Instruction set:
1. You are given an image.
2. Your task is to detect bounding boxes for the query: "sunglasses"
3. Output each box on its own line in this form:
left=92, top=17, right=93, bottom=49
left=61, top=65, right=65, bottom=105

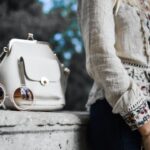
left=0, top=83, right=6, bottom=106
left=0, top=83, right=34, bottom=110
left=13, top=86, right=34, bottom=110
left=0, top=57, right=35, bottom=110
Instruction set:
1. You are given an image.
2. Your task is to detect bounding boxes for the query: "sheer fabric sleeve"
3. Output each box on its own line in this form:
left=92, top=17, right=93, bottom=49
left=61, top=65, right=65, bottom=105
left=77, top=0, right=150, bottom=130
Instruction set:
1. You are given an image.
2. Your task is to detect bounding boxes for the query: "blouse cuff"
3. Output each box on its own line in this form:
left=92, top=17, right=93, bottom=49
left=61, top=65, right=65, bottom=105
left=112, top=79, right=150, bottom=130
left=121, top=100, right=150, bottom=130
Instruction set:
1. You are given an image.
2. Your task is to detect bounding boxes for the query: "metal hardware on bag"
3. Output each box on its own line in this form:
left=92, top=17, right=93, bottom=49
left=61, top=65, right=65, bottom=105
left=61, top=63, right=64, bottom=67
left=0, top=47, right=9, bottom=63
left=3, top=47, right=9, bottom=53
left=27, top=33, right=34, bottom=40
left=40, top=77, right=49, bottom=86
left=60, top=63, right=70, bottom=75
left=64, top=67, right=70, bottom=75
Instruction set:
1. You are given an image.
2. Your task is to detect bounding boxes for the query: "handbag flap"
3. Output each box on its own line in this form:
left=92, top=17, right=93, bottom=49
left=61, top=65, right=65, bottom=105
left=22, top=56, right=61, bottom=82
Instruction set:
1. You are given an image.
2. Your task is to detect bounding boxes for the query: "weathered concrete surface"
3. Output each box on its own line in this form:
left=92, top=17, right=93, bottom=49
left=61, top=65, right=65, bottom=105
left=0, top=110, right=90, bottom=150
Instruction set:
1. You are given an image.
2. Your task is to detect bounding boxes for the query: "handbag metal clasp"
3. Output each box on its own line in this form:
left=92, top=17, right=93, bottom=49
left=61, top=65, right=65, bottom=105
left=27, top=33, right=34, bottom=40
left=41, top=77, right=49, bottom=86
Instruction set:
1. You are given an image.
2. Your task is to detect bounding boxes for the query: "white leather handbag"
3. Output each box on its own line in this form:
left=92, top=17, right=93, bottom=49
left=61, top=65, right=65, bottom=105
left=0, top=33, right=70, bottom=111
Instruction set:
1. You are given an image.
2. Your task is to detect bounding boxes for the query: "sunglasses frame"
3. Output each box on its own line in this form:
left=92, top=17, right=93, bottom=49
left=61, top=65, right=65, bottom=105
left=11, top=86, right=34, bottom=110
left=0, top=83, right=34, bottom=111
left=0, top=83, right=6, bottom=107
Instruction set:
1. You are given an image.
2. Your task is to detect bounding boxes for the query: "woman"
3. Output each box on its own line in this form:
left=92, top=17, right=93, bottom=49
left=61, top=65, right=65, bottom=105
left=77, top=0, right=150, bottom=149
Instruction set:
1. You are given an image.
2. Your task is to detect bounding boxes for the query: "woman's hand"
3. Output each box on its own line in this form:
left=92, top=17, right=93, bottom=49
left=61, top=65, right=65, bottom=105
left=138, top=120, right=150, bottom=150
left=138, top=120, right=150, bottom=137
left=142, top=134, right=150, bottom=150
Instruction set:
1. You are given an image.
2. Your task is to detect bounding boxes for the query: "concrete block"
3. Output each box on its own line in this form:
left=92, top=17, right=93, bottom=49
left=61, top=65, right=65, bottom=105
left=0, top=110, right=89, bottom=150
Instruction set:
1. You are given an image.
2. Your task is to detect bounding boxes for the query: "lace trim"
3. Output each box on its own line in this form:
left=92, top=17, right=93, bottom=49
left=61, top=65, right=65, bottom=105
left=123, top=63, right=150, bottom=98
left=120, top=58, right=150, bottom=68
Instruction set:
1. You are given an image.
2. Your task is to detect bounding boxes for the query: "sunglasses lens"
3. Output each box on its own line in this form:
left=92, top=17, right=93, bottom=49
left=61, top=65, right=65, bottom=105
left=13, top=87, right=33, bottom=108
left=0, top=87, right=4, bottom=104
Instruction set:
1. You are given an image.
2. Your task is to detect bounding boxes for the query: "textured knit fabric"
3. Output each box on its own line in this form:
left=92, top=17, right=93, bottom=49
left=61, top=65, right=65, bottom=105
left=77, top=0, right=150, bottom=130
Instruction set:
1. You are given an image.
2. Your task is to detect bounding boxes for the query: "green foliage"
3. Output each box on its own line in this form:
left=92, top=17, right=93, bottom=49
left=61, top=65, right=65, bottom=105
left=44, top=0, right=83, bottom=66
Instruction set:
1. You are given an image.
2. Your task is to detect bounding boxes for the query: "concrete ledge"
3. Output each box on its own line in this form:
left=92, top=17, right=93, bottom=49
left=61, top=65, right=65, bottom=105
left=0, top=110, right=89, bottom=150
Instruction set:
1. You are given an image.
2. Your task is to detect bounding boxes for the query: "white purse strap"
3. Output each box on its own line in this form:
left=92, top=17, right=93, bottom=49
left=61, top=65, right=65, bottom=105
left=18, top=57, right=26, bottom=86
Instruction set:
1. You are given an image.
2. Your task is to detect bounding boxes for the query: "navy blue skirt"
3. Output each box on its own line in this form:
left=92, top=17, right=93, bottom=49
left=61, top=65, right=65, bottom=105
left=87, top=99, right=142, bottom=150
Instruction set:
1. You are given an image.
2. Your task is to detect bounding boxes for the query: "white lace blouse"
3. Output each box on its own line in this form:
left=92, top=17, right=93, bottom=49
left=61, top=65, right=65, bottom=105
left=77, top=0, right=150, bottom=130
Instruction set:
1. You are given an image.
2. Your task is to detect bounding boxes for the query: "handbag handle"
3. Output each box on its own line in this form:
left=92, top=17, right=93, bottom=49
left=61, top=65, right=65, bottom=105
left=0, top=33, right=34, bottom=63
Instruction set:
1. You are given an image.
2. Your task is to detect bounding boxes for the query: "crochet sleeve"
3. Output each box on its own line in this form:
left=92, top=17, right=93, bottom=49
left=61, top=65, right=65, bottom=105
left=77, top=0, right=150, bottom=130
